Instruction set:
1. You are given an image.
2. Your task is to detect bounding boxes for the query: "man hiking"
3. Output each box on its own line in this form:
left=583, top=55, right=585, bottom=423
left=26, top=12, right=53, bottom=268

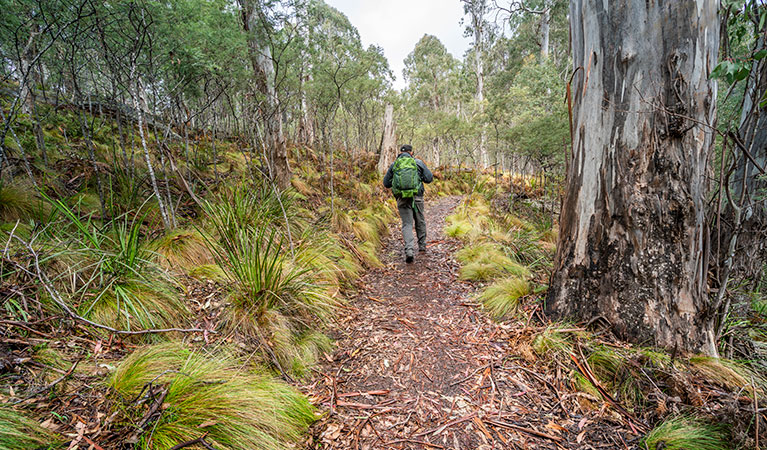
left=383, top=144, right=434, bottom=263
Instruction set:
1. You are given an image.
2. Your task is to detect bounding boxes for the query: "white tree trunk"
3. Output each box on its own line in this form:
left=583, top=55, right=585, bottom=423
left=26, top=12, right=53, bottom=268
left=468, top=0, right=488, bottom=168
left=133, top=78, right=171, bottom=230
left=548, top=0, right=719, bottom=355
left=377, top=103, right=397, bottom=174
left=540, top=5, right=550, bottom=60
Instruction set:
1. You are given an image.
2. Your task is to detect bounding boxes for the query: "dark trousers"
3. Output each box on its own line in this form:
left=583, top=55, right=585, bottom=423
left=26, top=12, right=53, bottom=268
left=396, top=196, right=426, bottom=256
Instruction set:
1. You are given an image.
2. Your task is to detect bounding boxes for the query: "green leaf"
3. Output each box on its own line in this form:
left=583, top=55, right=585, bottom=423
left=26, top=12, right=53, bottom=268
left=754, top=49, right=767, bottom=61
left=735, top=65, right=750, bottom=81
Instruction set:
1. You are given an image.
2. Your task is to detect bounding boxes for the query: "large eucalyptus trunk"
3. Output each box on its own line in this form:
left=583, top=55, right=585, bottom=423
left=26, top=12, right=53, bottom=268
left=547, top=1, right=719, bottom=355
left=377, top=103, right=396, bottom=175
left=242, top=0, right=291, bottom=189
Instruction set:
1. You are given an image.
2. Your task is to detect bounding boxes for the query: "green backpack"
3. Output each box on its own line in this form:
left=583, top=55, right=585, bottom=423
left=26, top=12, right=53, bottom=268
left=392, top=155, right=421, bottom=199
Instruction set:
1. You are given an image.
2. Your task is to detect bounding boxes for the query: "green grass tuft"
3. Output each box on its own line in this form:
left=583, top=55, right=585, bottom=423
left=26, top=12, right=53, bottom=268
left=0, top=182, right=47, bottom=222
left=188, top=263, right=227, bottom=282
left=642, top=416, right=728, bottom=450
left=479, top=277, right=530, bottom=319
left=151, top=229, right=213, bottom=273
left=0, top=407, right=62, bottom=449
left=532, top=325, right=576, bottom=356
left=445, top=220, right=473, bottom=238
left=84, top=279, right=189, bottom=332
left=455, top=242, right=531, bottom=282
left=352, top=220, right=380, bottom=247
left=109, top=342, right=316, bottom=450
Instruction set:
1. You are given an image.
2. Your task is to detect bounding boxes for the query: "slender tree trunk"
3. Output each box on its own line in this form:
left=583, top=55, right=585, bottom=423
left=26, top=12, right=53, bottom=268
left=712, top=14, right=767, bottom=341
left=465, top=0, right=488, bottom=168
left=299, top=73, right=315, bottom=146
left=730, top=20, right=767, bottom=280
left=133, top=78, right=171, bottom=230
left=547, top=0, right=719, bottom=355
left=242, top=1, right=291, bottom=189
left=540, top=3, right=550, bottom=60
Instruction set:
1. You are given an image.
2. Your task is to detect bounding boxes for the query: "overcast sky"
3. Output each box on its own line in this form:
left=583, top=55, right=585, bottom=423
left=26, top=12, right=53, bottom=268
left=324, top=0, right=472, bottom=91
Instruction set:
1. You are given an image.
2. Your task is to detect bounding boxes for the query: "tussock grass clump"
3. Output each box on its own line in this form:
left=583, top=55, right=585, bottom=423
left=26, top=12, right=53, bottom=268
left=204, top=197, right=337, bottom=376
left=295, top=229, right=362, bottom=294
left=291, top=176, right=317, bottom=197
left=455, top=242, right=498, bottom=264
left=151, top=229, right=213, bottom=272
left=288, top=330, right=333, bottom=376
left=208, top=183, right=304, bottom=235
left=188, top=263, right=227, bottom=282
left=332, top=210, right=354, bottom=234
left=85, top=280, right=187, bottom=331
left=457, top=243, right=531, bottom=282
left=532, top=325, right=577, bottom=357
left=689, top=356, right=765, bottom=394
left=0, top=182, right=47, bottom=222
left=479, top=277, right=530, bottom=319
left=43, top=199, right=190, bottom=332
left=584, top=345, right=644, bottom=408
left=352, top=220, right=380, bottom=247
left=209, top=225, right=335, bottom=338
left=445, top=220, right=473, bottom=238
left=0, top=407, right=61, bottom=449
left=641, top=416, right=728, bottom=450
left=444, top=195, right=492, bottom=240
left=459, top=262, right=504, bottom=281
left=355, top=241, right=383, bottom=268
left=109, top=342, right=315, bottom=450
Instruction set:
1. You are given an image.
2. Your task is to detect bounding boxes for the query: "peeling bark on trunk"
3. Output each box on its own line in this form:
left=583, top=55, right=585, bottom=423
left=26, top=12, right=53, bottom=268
left=547, top=1, right=719, bottom=355
left=377, top=103, right=396, bottom=175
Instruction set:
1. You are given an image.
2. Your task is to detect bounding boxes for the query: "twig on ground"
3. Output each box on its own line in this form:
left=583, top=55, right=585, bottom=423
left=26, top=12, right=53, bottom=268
left=11, top=359, right=79, bottom=404
left=385, top=438, right=445, bottom=448
left=483, top=418, right=562, bottom=442
left=168, top=432, right=220, bottom=450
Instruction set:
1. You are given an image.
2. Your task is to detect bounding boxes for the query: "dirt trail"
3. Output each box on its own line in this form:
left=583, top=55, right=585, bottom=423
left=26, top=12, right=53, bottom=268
left=305, top=196, right=631, bottom=450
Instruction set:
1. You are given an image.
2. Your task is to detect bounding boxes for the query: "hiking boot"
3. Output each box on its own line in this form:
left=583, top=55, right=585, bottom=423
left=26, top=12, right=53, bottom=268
left=405, top=254, right=414, bottom=263
left=418, top=246, right=427, bottom=253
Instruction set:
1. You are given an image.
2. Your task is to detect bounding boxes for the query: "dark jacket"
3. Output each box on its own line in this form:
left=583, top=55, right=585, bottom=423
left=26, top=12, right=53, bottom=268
left=383, top=152, right=433, bottom=197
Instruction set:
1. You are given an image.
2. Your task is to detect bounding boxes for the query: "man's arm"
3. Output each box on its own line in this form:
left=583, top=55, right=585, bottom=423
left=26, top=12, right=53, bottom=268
left=383, top=163, right=394, bottom=188
left=417, top=160, right=433, bottom=184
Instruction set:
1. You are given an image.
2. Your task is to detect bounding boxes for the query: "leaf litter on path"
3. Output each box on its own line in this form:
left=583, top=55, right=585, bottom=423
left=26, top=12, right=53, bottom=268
left=303, top=196, right=635, bottom=450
